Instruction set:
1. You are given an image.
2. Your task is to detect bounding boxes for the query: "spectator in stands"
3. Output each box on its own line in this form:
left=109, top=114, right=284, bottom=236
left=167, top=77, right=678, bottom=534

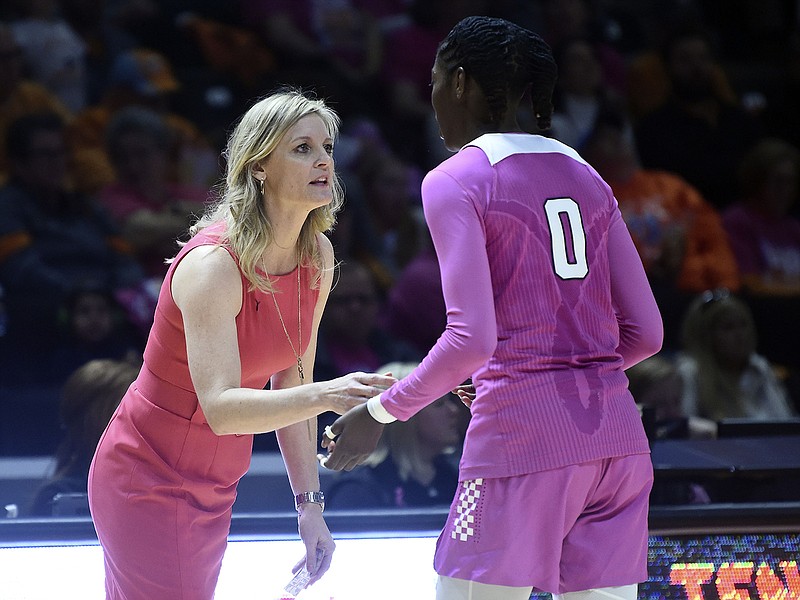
left=0, top=112, right=144, bottom=361
left=177, top=12, right=277, bottom=91
left=315, top=259, right=419, bottom=382
left=242, top=0, right=384, bottom=120
left=67, top=47, right=218, bottom=194
left=675, top=289, right=796, bottom=425
left=722, top=138, right=800, bottom=372
left=538, top=0, right=627, bottom=94
left=28, top=358, right=139, bottom=516
left=48, top=281, right=143, bottom=386
left=355, top=152, right=425, bottom=288
left=625, top=354, right=713, bottom=505
left=626, top=354, right=715, bottom=441
left=315, top=259, right=419, bottom=441
left=58, top=0, right=139, bottom=105
left=581, top=107, right=739, bottom=350
left=326, top=124, right=426, bottom=290
left=7, top=0, right=89, bottom=112
left=625, top=5, right=738, bottom=122
left=634, top=24, right=762, bottom=210
left=0, top=23, right=72, bottom=184
left=379, top=0, right=445, bottom=137
left=723, top=138, right=800, bottom=297
left=326, top=361, right=462, bottom=509
left=385, top=243, right=445, bottom=356
left=327, top=117, right=398, bottom=282
left=99, top=106, right=210, bottom=279
left=549, top=36, right=628, bottom=149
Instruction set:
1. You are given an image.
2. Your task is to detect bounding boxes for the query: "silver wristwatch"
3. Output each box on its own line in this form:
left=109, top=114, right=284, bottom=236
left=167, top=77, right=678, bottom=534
left=294, top=491, right=325, bottom=512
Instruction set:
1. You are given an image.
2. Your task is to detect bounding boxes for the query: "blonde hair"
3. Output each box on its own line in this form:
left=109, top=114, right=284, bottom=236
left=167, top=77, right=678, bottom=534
left=680, top=290, right=757, bottom=420
left=191, top=89, right=344, bottom=291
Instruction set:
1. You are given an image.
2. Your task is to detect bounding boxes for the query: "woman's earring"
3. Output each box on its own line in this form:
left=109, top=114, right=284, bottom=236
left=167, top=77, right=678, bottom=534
left=258, top=178, right=264, bottom=195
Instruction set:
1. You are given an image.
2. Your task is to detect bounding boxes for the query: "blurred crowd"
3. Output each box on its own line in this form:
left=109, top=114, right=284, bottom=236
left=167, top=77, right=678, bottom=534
left=1, top=0, right=800, bottom=507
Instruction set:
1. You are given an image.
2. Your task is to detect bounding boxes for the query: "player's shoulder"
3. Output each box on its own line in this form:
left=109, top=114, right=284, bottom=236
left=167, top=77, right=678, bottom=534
left=422, top=148, right=493, bottom=204
left=466, top=133, right=590, bottom=167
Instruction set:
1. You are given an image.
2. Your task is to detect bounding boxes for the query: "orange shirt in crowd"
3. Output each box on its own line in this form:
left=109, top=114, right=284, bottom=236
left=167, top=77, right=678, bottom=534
left=610, top=169, right=740, bottom=293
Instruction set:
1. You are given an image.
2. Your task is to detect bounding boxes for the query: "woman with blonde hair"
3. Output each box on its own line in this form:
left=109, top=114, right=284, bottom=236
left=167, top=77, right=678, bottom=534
left=676, top=289, right=795, bottom=425
left=88, top=89, right=395, bottom=599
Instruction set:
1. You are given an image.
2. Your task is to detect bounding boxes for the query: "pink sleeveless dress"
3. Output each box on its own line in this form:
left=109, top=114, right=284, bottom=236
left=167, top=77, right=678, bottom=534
left=88, top=223, right=319, bottom=599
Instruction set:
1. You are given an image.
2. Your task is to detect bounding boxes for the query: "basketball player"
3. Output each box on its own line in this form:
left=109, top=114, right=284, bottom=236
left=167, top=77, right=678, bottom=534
left=322, top=16, right=663, bottom=600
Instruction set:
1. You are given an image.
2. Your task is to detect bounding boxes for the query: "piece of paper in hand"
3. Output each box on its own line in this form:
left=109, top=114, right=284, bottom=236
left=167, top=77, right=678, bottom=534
left=284, top=566, right=311, bottom=597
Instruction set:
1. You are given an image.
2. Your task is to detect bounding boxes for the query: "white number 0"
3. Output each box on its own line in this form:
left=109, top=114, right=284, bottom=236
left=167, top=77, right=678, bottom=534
left=544, top=197, right=588, bottom=279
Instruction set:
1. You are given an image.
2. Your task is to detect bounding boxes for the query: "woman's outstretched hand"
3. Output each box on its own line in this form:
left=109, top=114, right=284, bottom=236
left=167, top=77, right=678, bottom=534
left=320, top=372, right=396, bottom=415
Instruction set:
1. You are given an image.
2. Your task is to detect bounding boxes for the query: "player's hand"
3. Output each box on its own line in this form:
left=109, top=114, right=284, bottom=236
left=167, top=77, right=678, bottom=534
left=452, top=383, right=476, bottom=408
left=318, top=403, right=384, bottom=471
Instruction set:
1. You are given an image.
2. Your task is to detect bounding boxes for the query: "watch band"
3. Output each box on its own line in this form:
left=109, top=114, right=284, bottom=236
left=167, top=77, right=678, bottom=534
left=294, top=491, right=325, bottom=512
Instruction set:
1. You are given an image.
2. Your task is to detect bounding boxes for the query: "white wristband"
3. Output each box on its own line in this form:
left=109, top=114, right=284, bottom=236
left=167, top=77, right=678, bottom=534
left=366, top=394, right=397, bottom=424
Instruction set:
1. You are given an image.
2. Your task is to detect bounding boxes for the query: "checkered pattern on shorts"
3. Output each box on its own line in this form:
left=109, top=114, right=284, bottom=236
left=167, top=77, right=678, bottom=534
left=451, top=478, right=483, bottom=542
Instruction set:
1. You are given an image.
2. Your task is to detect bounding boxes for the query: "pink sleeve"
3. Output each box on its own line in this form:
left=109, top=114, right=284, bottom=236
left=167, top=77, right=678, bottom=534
left=379, top=168, right=497, bottom=421
left=608, top=207, right=664, bottom=368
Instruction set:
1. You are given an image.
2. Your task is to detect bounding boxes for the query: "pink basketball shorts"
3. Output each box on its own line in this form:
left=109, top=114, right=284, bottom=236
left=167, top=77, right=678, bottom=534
left=433, top=453, right=653, bottom=594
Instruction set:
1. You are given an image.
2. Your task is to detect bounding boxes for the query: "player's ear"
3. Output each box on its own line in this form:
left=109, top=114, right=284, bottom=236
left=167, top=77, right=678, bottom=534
left=454, top=67, right=466, bottom=100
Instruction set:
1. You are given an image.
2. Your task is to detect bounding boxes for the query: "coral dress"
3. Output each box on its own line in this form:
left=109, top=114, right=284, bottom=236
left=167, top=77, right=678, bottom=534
left=88, top=223, right=318, bottom=599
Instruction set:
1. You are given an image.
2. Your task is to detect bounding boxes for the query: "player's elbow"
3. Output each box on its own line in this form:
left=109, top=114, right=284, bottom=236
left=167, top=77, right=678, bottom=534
left=631, top=325, right=664, bottom=366
left=460, top=332, right=497, bottom=372
left=640, top=335, right=663, bottom=364
left=646, top=316, right=665, bottom=356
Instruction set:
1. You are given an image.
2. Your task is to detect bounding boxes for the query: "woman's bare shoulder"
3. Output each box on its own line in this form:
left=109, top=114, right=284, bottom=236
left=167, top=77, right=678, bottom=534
left=172, top=245, right=242, bottom=311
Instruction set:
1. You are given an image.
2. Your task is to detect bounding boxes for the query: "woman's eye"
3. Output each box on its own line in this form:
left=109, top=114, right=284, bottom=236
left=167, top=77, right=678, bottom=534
left=297, top=143, right=310, bottom=152
left=324, top=144, right=334, bottom=154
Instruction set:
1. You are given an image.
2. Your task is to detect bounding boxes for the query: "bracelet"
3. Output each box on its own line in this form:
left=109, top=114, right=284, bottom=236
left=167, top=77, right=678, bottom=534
left=294, top=491, right=325, bottom=512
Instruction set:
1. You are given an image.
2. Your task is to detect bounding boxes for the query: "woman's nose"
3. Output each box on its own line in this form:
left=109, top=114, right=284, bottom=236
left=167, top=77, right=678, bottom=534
left=315, top=149, right=331, bottom=167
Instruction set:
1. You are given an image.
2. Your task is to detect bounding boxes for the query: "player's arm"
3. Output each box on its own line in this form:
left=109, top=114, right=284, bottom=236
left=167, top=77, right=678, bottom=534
left=608, top=208, right=664, bottom=368
left=373, top=167, right=497, bottom=422
left=320, top=167, right=496, bottom=471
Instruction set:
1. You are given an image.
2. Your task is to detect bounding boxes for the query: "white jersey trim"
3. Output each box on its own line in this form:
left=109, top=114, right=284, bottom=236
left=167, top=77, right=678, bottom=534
left=465, top=133, right=589, bottom=167
left=367, top=394, right=397, bottom=423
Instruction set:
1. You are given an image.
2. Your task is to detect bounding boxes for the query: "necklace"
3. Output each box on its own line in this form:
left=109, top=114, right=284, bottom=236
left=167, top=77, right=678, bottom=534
left=269, top=260, right=304, bottom=383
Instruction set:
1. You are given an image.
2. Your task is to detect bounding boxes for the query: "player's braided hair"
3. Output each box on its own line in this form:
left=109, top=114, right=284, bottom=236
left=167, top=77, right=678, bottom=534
left=436, top=16, right=558, bottom=131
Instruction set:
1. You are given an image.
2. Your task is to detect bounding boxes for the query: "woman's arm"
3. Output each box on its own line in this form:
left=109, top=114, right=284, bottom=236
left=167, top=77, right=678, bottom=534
left=273, top=233, right=336, bottom=584
left=172, top=236, right=393, bottom=436
left=274, top=232, right=334, bottom=495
